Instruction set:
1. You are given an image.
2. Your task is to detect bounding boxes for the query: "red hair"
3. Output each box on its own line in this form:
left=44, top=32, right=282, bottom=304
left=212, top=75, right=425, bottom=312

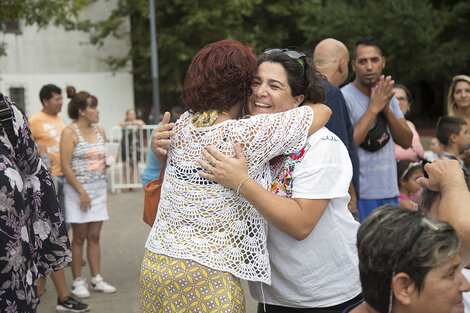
left=182, top=39, right=257, bottom=113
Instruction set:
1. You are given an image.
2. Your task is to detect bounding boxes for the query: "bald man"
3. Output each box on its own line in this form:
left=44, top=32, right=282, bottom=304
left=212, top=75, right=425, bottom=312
left=314, top=38, right=360, bottom=215
left=314, top=38, right=350, bottom=87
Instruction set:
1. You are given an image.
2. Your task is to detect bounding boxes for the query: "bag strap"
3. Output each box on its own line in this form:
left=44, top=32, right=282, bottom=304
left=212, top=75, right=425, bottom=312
left=0, top=93, right=16, bottom=145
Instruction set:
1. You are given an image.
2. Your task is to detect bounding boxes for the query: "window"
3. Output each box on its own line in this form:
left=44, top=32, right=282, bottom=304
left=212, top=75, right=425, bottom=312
left=4, top=20, right=21, bottom=34
left=9, top=87, right=25, bottom=112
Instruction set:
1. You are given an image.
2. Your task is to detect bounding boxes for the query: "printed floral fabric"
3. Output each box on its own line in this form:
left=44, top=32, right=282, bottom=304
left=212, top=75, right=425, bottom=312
left=0, top=96, right=71, bottom=313
left=270, top=143, right=311, bottom=197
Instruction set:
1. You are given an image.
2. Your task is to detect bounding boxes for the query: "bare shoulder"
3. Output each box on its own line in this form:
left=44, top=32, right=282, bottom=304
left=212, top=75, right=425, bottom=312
left=97, top=126, right=107, bottom=140
left=62, top=124, right=76, bottom=135
left=62, top=125, right=78, bottom=140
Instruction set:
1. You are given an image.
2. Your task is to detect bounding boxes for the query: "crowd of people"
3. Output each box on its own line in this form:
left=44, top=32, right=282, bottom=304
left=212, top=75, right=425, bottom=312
left=148, top=38, right=470, bottom=313
left=1, top=84, right=118, bottom=312
left=0, top=36, right=469, bottom=313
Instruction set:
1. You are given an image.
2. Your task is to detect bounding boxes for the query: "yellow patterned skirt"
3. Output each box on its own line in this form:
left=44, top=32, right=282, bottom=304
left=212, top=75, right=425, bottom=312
left=139, top=249, right=245, bottom=313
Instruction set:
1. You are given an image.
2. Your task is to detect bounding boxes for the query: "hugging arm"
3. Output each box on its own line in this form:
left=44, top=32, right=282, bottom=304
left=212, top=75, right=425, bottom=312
left=198, top=145, right=329, bottom=241
left=305, top=102, right=331, bottom=135
left=152, top=104, right=331, bottom=167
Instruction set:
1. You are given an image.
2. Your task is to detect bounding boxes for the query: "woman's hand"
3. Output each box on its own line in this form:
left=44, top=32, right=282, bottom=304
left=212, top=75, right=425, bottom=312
left=150, top=112, right=176, bottom=164
left=79, top=190, right=91, bottom=211
left=198, top=144, right=249, bottom=191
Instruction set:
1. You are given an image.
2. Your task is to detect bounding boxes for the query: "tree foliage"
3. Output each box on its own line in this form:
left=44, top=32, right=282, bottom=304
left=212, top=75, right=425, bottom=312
left=0, top=0, right=95, bottom=56
left=5, top=0, right=469, bottom=121
left=82, top=0, right=469, bottom=120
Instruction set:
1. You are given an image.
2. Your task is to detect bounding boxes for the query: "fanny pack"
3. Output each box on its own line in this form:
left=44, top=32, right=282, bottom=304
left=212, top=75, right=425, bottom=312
left=360, top=113, right=390, bottom=152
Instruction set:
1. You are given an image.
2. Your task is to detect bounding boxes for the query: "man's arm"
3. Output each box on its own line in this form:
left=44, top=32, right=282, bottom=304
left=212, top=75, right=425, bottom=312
left=382, top=106, right=412, bottom=149
left=352, top=75, right=395, bottom=146
left=418, top=160, right=470, bottom=265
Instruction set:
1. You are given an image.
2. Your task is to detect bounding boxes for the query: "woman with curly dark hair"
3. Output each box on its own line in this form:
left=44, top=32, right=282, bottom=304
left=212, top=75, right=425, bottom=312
left=139, top=40, right=331, bottom=313
left=193, top=49, right=362, bottom=313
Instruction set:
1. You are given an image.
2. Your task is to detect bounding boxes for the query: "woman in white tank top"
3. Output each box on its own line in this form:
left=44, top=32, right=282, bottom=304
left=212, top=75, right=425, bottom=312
left=60, top=86, right=116, bottom=300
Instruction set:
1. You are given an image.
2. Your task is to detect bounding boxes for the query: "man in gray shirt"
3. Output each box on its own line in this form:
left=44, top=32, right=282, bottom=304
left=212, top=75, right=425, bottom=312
left=341, top=37, right=412, bottom=222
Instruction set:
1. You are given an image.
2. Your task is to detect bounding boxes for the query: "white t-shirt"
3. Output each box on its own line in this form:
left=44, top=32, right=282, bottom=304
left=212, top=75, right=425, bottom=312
left=249, top=127, right=361, bottom=307
left=145, top=107, right=314, bottom=284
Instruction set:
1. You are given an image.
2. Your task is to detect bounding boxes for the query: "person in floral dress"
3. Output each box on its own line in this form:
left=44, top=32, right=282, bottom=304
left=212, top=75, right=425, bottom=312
left=0, top=93, right=71, bottom=312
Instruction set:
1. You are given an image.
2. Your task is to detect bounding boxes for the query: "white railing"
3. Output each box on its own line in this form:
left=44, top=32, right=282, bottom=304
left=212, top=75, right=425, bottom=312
left=108, top=125, right=157, bottom=193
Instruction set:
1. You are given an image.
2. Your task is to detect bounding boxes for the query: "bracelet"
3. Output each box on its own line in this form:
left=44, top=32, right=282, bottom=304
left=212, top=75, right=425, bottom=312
left=237, top=176, right=251, bottom=195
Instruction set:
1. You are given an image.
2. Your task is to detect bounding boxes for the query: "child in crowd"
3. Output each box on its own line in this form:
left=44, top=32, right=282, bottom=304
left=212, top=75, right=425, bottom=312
left=397, top=160, right=423, bottom=210
left=436, top=116, right=470, bottom=169
left=428, top=137, right=444, bottom=162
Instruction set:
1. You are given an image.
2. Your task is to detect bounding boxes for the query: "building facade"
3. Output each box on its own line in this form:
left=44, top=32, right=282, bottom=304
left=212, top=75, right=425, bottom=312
left=0, top=0, right=134, bottom=133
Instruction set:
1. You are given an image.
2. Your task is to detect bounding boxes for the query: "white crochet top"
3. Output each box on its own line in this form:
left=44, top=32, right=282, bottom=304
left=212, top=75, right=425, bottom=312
left=145, top=106, right=314, bottom=284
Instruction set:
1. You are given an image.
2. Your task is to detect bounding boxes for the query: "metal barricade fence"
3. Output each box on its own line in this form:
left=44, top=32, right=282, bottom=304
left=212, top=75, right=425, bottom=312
left=108, top=125, right=157, bottom=193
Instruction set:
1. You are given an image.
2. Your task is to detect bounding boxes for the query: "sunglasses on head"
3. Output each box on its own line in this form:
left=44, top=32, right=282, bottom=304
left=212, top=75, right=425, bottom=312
left=263, top=48, right=306, bottom=68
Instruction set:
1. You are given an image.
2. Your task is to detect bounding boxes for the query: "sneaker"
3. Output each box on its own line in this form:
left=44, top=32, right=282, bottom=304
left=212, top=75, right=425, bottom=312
left=91, top=274, right=117, bottom=294
left=71, top=277, right=90, bottom=299
left=56, top=296, right=90, bottom=312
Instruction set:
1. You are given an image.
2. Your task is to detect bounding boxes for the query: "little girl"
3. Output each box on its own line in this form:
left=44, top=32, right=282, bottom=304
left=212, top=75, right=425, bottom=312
left=397, top=160, right=424, bottom=211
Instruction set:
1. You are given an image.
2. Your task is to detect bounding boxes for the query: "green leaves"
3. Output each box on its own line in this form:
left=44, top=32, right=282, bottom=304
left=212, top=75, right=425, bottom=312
left=3, top=0, right=469, bottom=119
left=0, top=0, right=96, bottom=56
left=0, top=0, right=95, bottom=29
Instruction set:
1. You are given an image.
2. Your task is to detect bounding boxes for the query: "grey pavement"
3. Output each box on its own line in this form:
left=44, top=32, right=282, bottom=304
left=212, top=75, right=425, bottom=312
left=37, top=189, right=258, bottom=313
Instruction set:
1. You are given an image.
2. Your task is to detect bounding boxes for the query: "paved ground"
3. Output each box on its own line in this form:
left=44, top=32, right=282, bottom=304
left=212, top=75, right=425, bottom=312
left=37, top=189, right=258, bottom=313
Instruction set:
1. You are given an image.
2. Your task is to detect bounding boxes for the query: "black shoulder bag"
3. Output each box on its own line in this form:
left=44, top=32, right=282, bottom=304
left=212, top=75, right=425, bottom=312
left=360, top=113, right=390, bottom=152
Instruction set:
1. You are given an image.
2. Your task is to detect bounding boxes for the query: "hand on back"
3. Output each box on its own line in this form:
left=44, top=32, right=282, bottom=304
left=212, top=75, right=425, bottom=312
left=151, top=112, right=175, bottom=164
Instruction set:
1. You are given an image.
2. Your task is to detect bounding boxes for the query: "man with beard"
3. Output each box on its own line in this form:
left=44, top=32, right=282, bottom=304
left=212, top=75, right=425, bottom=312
left=341, top=37, right=412, bottom=222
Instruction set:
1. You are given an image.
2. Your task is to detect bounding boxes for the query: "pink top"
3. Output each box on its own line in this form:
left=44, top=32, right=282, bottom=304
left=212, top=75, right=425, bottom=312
left=395, top=120, right=424, bottom=161
left=398, top=194, right=418, bottom=211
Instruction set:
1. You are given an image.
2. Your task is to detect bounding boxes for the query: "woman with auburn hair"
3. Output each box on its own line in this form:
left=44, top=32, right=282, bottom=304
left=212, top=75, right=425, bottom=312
left=60, top=87, right=116, bottom=300
left=446, top=75, right=470, bottom=170
left=139, top=39, right=331, bottom=313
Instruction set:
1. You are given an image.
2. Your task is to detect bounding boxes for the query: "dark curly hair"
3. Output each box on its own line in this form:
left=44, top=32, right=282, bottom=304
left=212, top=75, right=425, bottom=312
left=182, top=39, right=257, bottom=113
left=257, top=50, right=326, bottom=103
